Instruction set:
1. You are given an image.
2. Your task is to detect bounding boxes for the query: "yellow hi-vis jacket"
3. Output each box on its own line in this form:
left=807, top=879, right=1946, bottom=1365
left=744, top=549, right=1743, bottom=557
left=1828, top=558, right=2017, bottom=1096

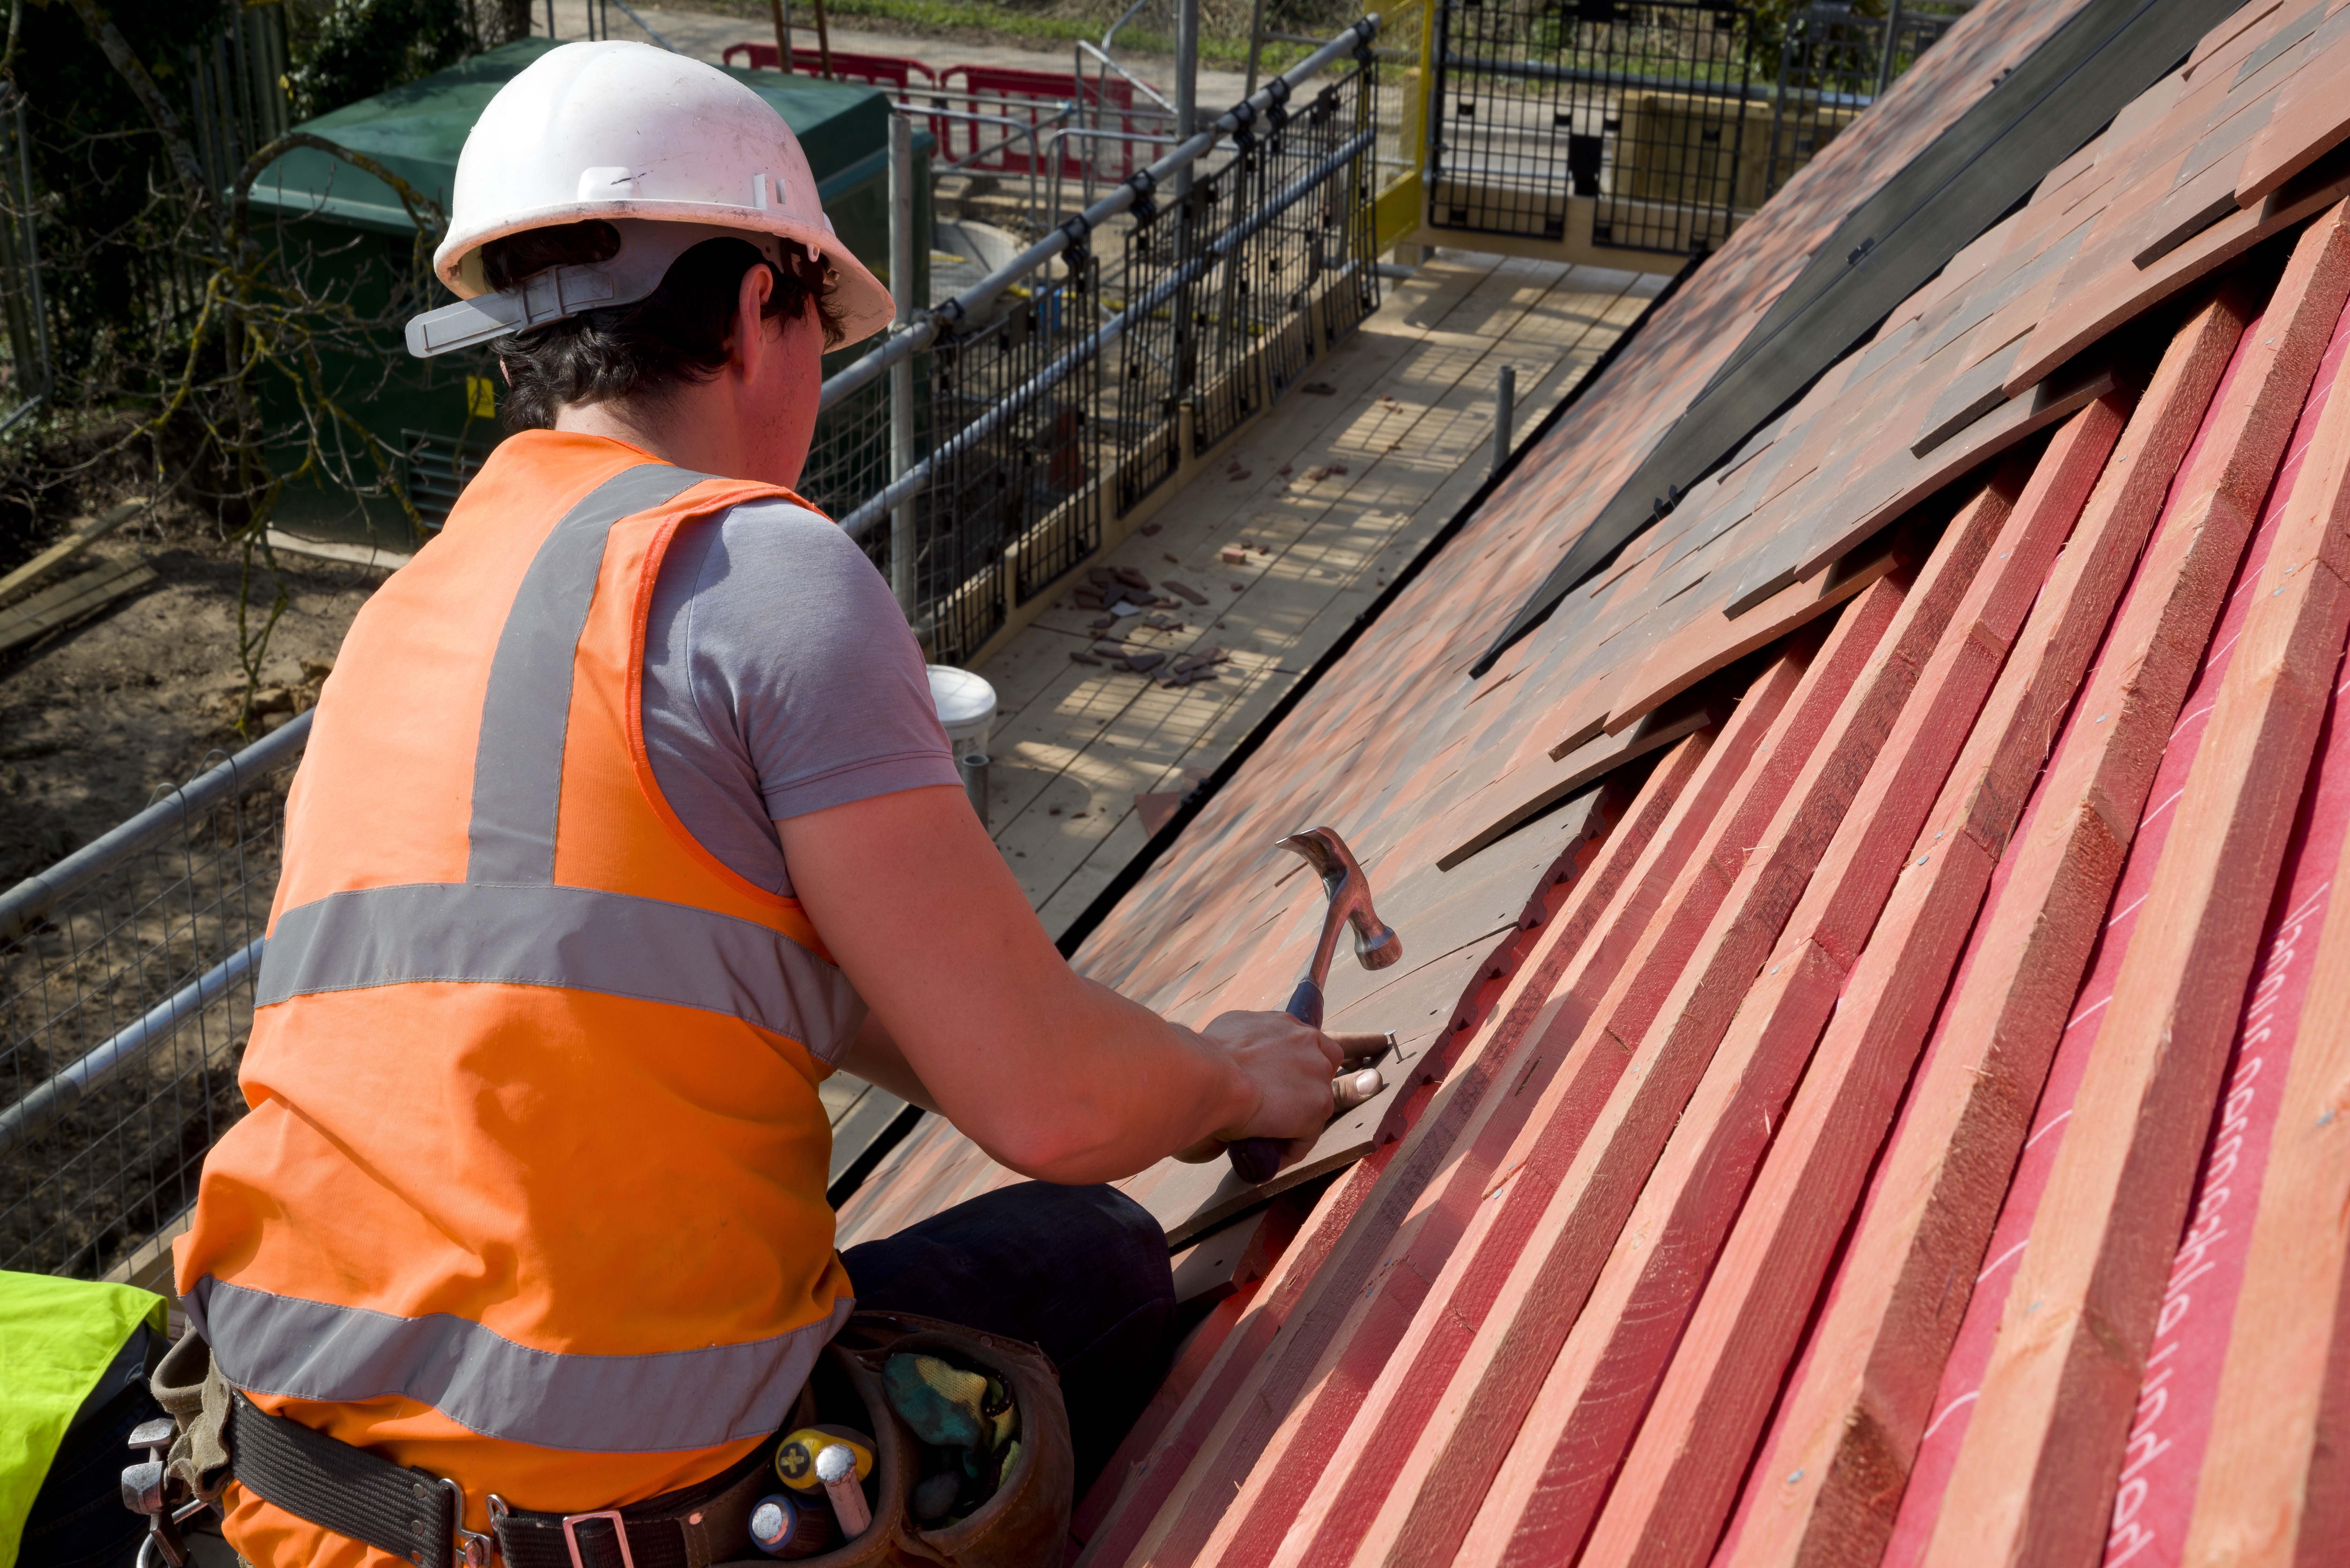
left=174, top=432, right=864, bottom=1566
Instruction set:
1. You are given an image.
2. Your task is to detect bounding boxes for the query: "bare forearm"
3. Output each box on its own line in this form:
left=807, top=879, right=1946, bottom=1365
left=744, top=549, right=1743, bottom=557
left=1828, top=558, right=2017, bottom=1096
left=835, top=967, right=1246, bottom=1179
left=972, top=977, right=1256, bottom=1183
left=779, top=788, right=1333, bottom=1184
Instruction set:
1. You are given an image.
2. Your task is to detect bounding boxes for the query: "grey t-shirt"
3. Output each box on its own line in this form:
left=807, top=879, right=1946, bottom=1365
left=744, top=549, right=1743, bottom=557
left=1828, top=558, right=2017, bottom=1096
left=641, top=498, right=961, bottom=900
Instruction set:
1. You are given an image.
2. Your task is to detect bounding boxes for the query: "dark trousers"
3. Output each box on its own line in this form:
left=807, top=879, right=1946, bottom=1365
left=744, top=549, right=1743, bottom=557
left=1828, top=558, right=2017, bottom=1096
left=841, top=1181, right=1177, bottom=1496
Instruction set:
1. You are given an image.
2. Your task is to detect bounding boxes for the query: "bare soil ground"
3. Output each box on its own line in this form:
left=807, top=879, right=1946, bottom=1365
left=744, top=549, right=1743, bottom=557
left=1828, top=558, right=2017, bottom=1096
left=0, top=497, right=375, bottom=890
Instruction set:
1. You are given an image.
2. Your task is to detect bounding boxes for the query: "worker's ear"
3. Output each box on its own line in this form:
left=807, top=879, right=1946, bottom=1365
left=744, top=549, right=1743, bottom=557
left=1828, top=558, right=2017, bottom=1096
left=732, top=261, right=777, bottom=373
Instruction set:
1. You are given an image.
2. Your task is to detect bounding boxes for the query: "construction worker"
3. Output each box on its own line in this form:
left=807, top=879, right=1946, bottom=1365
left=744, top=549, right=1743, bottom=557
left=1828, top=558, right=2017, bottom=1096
left=163, top=41, right=1345, bottom=1568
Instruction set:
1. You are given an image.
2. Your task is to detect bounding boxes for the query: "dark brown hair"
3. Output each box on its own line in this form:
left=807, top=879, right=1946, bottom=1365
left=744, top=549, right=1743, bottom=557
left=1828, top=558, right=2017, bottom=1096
left=484, top=219, right=845, bottom=431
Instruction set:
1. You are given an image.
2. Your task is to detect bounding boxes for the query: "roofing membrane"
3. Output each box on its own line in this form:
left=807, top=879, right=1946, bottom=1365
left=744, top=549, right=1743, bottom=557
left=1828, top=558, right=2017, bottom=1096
left=830, top=1, right=2350, bottom=1561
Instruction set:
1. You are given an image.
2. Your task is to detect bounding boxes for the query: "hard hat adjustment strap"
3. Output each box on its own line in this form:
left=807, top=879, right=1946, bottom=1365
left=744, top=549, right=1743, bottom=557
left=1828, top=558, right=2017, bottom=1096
left=405, top=262, right=633, bottom=357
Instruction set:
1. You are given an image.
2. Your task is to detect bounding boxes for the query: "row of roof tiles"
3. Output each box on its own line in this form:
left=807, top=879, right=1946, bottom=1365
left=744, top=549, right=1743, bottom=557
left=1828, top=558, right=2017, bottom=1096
left=840, top=1, right=2350, bottom=1562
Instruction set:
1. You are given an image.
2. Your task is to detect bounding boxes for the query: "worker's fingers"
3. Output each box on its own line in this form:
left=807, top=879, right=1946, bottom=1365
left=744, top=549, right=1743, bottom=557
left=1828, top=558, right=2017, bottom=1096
left=1331, top=1067, right=1384, bottom=1113
left=1173, top=1135, right=1228, bottom=1163
left=1329, top=1031, right=1395, bottom=1063
left=1196, top=1009, right=1353, bottom=1146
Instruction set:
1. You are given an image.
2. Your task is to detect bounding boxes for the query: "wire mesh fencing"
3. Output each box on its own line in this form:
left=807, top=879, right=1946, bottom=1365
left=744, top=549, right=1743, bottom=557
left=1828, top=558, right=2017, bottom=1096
left=1430, top=0, right=1758, bottom=253
left=1763, top=1, right=1973, bottom=194
left=1192, top=65, right=1374, bottom=450
left=926, top=263, right=1102, bottom=662
left=1, top=719, right=307, bottom=1282
left=856, top=39, right=1382, bottom=660
left=1426, top=0, right=1970, bottom=256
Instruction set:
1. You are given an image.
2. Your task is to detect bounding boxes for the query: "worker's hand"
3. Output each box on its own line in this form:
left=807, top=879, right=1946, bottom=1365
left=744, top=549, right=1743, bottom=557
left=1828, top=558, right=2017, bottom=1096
left=1174, top=1010, right=1345, bottom=1166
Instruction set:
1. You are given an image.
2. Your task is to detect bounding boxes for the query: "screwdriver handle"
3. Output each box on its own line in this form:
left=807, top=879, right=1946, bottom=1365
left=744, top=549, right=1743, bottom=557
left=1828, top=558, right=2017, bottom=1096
left=1228, top=980, right=1325, bottom=1185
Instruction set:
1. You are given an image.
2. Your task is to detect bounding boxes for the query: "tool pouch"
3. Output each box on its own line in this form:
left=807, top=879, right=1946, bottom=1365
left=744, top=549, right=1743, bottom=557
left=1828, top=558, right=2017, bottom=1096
left=722, top=1310, right=1073, bottom=1568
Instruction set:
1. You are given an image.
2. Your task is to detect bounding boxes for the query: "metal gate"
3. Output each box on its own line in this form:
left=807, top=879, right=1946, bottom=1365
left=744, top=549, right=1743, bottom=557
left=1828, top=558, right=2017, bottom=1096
left=1429, top=0, right=1756, bottom=256
left=1424, top=0, right=1973, bottom=260
left=1766, top=2, right=1972, bottom=195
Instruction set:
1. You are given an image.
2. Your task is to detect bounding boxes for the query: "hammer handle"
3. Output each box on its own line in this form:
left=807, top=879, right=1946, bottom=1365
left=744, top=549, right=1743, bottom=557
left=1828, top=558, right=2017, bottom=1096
left=1227, top=981, right=1326, bottom=1184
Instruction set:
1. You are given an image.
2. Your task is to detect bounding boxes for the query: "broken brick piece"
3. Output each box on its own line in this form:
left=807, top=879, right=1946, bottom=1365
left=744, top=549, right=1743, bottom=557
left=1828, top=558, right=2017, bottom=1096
left=1219, top=546, right=1251, bottom=565
left=1139, top=523, right=1162, bottom=535
left=1124, top=652, right=1166, bottom=673
left=1164, top=580, right=1209, bottom=604
left=1113, top=565, right=1152, bottom=592
left=1302, top=381, right=1336, bottom=395
left=1070, top=651, right=1103, bottom=665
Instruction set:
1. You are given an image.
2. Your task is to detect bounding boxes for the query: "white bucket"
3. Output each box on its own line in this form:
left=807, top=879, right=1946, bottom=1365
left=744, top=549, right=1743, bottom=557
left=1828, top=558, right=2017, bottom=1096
left=928, top=665, right=998, bottom=756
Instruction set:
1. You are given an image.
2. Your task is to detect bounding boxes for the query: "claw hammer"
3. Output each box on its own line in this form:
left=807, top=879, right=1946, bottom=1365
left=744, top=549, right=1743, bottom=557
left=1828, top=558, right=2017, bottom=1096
left=1227, top=826, right=1404, bottom=1184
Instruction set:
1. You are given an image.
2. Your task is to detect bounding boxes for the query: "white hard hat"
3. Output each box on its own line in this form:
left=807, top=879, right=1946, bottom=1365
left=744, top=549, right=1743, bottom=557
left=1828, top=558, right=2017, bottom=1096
left=406, top=41, right=893, bottom=357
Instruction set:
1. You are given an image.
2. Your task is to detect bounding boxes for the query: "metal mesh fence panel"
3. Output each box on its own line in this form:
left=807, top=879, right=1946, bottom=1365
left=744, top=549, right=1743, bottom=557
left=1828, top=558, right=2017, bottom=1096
left=1322, top=71, right=1385, bottom=347
left=1, top=731, right=301, bottom=1280
left=924, top=253, right=1101, bottom=660
left=1765, top=2, right=1971, bottom=197
left=1188, top=162, right=1261, bottom=455
left=1429, top=0, right=1757, bottom=254
left=801, top=357, right=899, bottom=576
left=1197, top=59, right=1379, bottom=452
left=1109, top=193, right=1189, bottom=516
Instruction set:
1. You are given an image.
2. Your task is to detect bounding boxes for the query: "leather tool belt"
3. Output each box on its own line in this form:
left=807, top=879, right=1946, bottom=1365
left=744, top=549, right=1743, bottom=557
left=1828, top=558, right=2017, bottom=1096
left=129, top=1312, right=1073, bottom=1568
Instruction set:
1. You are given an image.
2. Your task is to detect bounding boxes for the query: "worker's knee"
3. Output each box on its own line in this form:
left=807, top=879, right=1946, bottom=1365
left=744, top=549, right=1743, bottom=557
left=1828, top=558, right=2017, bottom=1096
left=1014, top=1181, right=1167, bottom=1292
left=841, top=1180, right=1171, bottom=1343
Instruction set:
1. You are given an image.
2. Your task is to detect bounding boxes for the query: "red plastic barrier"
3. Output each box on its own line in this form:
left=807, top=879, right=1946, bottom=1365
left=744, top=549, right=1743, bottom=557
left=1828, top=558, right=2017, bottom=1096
left=935, top=63, right=1143, bottom=179
left=722, top=41, right=937, bottom=99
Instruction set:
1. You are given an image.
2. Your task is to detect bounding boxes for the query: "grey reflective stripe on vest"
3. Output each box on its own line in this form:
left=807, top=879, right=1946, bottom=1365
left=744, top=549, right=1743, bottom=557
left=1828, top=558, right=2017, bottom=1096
left=469, top=464, right=711, bottom=885
left=257, top=881, right=865, bottom=1059
left=254, top=458, right=866, bottom=1058
left=186, top=1277, right=855, bottom=1454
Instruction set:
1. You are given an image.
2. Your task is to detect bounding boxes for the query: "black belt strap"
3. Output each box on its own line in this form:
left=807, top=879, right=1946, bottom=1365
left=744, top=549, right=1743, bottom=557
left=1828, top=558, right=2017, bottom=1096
left=229, top=1393, right=457, bottom=1568
left=225, top=1390, right=768, bottom=1568
left=488, top=1455, right=769, bottom=1568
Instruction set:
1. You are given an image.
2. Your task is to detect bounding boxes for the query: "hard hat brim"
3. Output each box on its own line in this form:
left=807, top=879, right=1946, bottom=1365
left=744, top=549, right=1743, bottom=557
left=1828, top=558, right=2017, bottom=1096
left=437, top=201, right=895, bottom=348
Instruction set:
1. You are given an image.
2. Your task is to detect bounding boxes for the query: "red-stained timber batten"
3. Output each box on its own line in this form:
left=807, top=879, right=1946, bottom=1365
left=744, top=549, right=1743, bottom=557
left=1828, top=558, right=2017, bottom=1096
left=1530, top=395, right=2132, bottom=1568
left=1077, top=715, right=1730, bottom=1567
left=1923, top=238, right=2350, bottom=1568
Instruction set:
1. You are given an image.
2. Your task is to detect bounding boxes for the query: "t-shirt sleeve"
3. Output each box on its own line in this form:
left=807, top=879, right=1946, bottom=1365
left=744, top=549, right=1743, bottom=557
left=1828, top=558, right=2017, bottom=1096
left=680, top=498, right=963, bottom=821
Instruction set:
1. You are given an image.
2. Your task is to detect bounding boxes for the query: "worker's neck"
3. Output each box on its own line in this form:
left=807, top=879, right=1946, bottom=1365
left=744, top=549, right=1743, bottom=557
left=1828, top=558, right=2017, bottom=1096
left=553, top=385, right=804, bottom=490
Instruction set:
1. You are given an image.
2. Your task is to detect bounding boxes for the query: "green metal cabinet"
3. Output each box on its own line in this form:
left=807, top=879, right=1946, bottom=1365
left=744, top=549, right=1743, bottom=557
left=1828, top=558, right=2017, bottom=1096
left=247, top=40, right=923, bottom=547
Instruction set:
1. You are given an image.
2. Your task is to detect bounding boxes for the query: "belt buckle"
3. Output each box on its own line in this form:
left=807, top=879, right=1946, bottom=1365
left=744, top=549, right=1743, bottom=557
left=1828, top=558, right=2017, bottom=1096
left=560, top=1509, right=636, bottom=1568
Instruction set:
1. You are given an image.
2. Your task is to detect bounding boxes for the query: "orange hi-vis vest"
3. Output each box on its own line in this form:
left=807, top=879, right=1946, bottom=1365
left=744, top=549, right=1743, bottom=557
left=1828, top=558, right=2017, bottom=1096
left=174, top=432, right=865, bottom=1563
